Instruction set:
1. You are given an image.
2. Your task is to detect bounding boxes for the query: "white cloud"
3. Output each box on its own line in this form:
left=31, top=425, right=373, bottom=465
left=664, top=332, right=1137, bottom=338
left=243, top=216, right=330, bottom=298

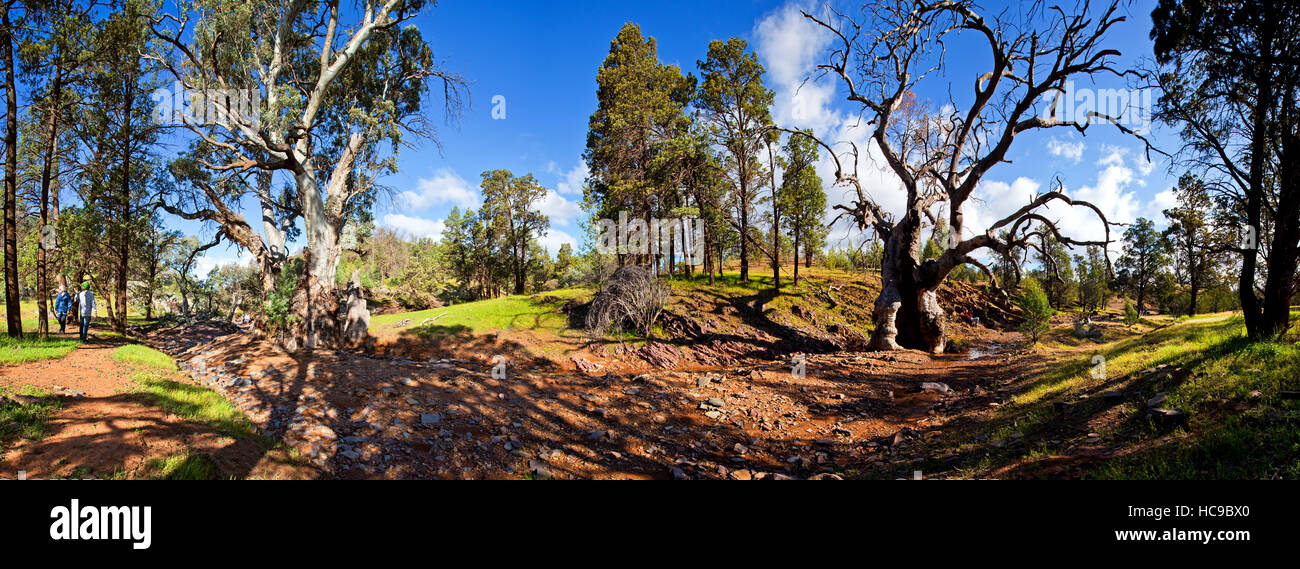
left=756, top=2, right=840, bottom=135
left=1047, top=137, right=1085, bottom=163
left=538, top=228, right=577, bottom=257
left=537, top=187, right=583, bottom=227
left=1097, top=144, right=1128, bottom=168
left=756, top=3, right=907, bottom=249
left=555, top=161, right=588, bottom=195
left=961, top=154, right=1144, bottom=260
left=1145, top=186, right=1179, bottom=228
left=194, top=245, right=255, bottom=276
left=398, top=168, right=480, bottom=210
left=1136, top=154, right=1156, bottom=177
left=382, top=213, right=446, bottom=241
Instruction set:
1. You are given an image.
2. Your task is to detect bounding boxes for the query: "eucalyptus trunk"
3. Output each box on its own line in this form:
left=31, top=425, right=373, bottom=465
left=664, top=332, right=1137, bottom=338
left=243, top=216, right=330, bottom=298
left=868, top=218, right=946, bottom=354
left=0, top=7, right=19, bottom=338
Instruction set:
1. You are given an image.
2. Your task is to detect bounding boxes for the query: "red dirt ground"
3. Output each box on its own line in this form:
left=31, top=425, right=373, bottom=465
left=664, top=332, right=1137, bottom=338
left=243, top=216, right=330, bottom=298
left=0, top=334, right=317, bottom=480
left=133, top=319, right=1032, bottom=480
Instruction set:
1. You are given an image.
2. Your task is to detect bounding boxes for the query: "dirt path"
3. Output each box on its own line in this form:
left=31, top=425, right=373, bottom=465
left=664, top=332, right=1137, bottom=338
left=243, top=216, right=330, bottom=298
left=2, top=319, right=1060, bottom=480
left=144, top=321, right=1035, bottom=480
left=0, top=336, right=314, bottom=479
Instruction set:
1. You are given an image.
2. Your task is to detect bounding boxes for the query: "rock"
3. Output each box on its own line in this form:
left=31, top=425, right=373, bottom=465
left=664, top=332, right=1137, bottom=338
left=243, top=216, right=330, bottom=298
left=571, top=356, right=602, bottom=374
left=420, top=414, right=441, bottom=425
left=1146, top=393, right=1168, bottom=408
left=889, top=429, right=912, bottom=447
left=670, top=467, right=690, bottom=480
left=1149, top=408, right=1187, bottom=425
left=808, top=473, right=843, bottom=480
left=832, top=427, right=852, bottom=437
left=769, top=473, right=797, bottom=481
left=1103, top=390, right=1125, bottom=402
left=2, top=394, right=38, bottom=406
left=527, top=460, right=552, bottom=479
left=706, top=397, right=725, bottom=408
left=1053, top=401, right=1075, bottom=414
left=402, top=378, right=418, bottom=387
left=920, top=382, right=950, bottom=394
left=728, top=469, right=752, bottom=481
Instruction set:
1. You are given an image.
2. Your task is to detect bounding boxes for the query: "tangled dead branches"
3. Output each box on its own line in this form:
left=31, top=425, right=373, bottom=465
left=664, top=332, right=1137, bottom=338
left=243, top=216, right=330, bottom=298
left=585, top=266, right=669, bottom=338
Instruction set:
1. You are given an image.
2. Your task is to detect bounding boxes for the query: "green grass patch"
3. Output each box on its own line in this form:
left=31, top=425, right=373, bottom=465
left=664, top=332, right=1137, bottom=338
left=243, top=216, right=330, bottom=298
left=370, top=288, right=589, bottom=335
left=131, top=372, right=262, bottom=440
left=139, top=452, right=223, bottom=480
left=111, top=344, right=178, bottom=370
left=910, top=311, right=1300, bottom=479
left=0, top=335, right=80, bottom=364
left=0, top=386, right=61, bottom=450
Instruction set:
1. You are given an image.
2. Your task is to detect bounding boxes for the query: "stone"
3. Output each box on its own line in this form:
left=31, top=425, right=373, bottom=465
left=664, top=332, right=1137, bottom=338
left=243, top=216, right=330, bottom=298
left=3, top=394, right=38, bottom=406
left=728, top=469, right=752, bottom=481
left=889, top=428, right=913, bottom=447
left=1149, top=408, right=1187, bottom=424
left=1146, top=393, right=1168, bottom=408
left=808, top=473, right=843, bottom=480
left=920, top=382, right=950, bottom=394
left=420, top=414, right=441, bottom=425
left=527, top=460, right=551, bottom=479
left=706, top=397, right=725, bottom=408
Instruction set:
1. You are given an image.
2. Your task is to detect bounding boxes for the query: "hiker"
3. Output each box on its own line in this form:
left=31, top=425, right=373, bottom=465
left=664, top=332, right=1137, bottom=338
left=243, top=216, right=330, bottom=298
left=76, top=282, right=95, bottom=341
left=54, top=286, right=72, bottom=334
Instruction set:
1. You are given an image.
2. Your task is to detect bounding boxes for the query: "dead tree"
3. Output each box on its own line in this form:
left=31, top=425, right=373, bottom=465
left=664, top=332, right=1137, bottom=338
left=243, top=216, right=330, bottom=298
left=148, top=1, right=464, bottom=351
left=794, top=0, right=1150, bottom=353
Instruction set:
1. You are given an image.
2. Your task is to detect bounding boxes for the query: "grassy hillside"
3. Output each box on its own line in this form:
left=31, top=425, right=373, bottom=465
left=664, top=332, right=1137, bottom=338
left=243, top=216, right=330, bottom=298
left=370, top=287, right=590, bottom=335
left=885, top=311, right=1300, bottom=479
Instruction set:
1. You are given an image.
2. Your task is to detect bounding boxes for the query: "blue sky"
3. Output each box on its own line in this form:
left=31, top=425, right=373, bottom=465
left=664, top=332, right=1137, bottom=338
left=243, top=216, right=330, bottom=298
left=190, top=0, right=1184, bottom=272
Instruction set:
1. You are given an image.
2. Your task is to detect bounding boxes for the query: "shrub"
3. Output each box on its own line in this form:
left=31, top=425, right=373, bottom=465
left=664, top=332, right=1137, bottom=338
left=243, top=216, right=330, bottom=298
left=1017, top=278, right=1055, bottom=345
left=1123, top=300, right=1140, bottom=326
left=585, top=265, right=668, bottom=338
left=263, top=258, right=304, bottom=334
